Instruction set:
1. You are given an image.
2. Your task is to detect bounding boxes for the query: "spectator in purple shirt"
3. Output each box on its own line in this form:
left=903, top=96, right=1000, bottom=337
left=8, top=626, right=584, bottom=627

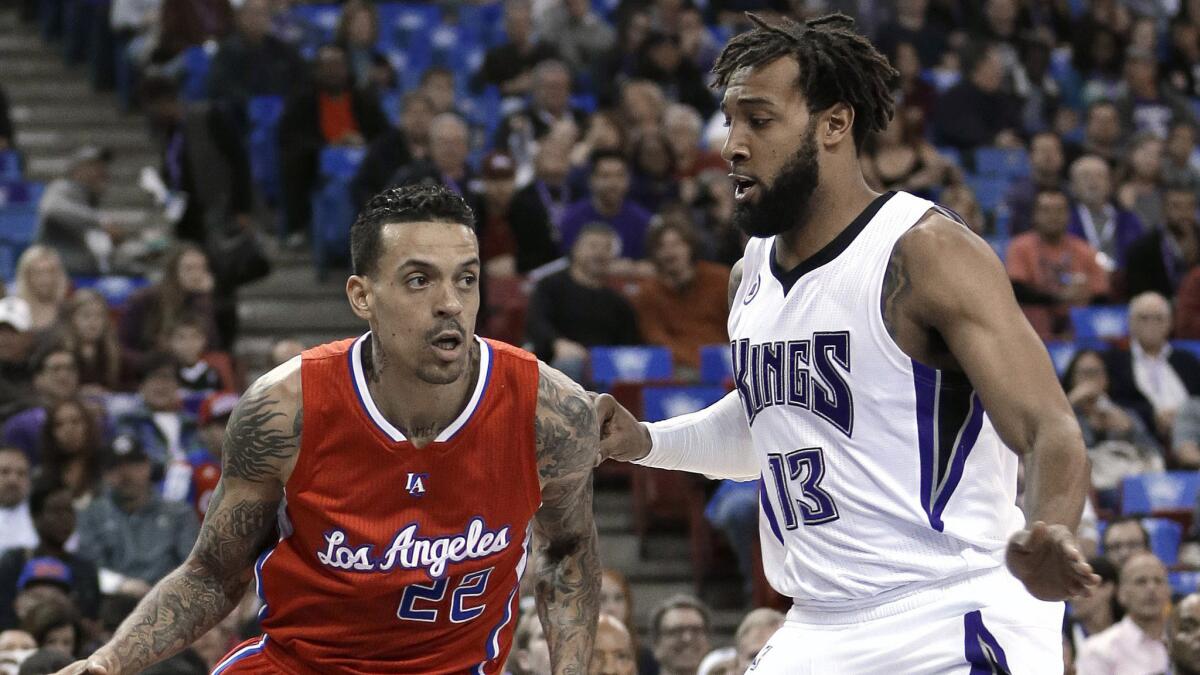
left=559, top=150, right=653, bottom=259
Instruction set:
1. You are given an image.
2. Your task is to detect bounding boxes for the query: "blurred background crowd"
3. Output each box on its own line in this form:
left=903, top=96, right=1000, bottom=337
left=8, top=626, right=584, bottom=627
left=5, top=0, right=1200, bottom=672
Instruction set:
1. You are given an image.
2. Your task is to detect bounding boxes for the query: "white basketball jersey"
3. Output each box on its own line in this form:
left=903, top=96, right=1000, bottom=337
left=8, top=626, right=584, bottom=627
left=727, top=191, right=1025, bottom=613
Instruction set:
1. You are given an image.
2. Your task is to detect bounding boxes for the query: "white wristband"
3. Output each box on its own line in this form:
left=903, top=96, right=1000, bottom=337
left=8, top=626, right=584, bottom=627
left=632, top=391, right=759, bottom=481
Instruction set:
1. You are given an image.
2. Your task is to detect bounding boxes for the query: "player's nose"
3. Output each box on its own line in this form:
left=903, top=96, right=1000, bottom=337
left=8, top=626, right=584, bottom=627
left=433, top=283, right=463, bottom=316
left=721, top=125, right=749, bottom=165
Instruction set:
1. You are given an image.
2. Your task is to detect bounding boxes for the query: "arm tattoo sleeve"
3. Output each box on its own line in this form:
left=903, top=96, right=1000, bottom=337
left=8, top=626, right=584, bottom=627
left=532, top=363, right=601, bottom=675
left=97, top=382, right=300, bottom=673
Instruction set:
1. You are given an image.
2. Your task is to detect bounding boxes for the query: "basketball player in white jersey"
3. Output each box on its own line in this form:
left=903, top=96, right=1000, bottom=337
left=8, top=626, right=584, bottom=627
left=597, top=13, right=1099, bottom=673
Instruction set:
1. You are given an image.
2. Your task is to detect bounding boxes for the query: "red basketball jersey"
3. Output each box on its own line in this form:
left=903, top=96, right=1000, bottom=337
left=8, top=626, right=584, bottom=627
left=233, top=334, right=542, bottom=674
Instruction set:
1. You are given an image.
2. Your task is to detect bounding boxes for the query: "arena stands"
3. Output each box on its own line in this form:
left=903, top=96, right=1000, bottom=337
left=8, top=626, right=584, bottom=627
left=5, top=0, right=1200, bottom=672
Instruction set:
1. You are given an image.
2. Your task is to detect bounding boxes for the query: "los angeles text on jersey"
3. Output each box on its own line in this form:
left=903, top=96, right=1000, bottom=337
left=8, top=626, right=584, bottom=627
left=317, top=517, right=512, bottom=579
left=731, top=332, right=853, bottom=436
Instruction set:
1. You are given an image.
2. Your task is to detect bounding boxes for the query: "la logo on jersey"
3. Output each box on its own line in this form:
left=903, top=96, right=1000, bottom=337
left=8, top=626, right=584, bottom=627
left=405, top=473, right=429, bottom=497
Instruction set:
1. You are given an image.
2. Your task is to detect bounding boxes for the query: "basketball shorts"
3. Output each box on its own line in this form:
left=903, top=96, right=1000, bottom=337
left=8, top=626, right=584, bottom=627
left=748, top=567, right=1065, bottom=674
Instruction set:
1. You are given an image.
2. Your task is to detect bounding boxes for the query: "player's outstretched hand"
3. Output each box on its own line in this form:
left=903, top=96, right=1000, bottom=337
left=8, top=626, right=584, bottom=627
left=593, top=393, right=651, bottom=465
left=1006, top=521, right=1102, bottom=602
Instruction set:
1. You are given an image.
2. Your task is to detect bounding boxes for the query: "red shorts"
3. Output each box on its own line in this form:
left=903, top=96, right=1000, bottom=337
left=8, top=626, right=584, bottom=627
left=211, top=636, right=277, bottom=674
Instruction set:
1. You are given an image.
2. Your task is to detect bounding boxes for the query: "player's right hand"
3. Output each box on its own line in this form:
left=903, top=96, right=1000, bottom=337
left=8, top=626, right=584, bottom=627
left=593, top=393, right=651, bottom=465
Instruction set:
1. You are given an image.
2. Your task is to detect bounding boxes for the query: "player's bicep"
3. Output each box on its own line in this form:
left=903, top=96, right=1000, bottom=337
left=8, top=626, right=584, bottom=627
left=188, top=364, right=301, bottom=578
left=533, top=363, right=598, bottom=544
left=906, top=218, right=1072, bottom=453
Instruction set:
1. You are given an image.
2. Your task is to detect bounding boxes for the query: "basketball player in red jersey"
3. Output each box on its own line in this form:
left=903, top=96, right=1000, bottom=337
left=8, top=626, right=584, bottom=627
left=57, top=185, right=601, bottom=674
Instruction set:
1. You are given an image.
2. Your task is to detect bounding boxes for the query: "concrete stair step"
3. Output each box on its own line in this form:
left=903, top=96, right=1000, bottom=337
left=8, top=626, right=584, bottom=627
left=10, top=103, right=125, bottom=126
left=16, top=127, right=151, bottom=151
left=2, top=80, right=94, bottom=101
left=27, top=154, right=158, bottom=181
left=239, top=264, right=350, bottom=299
left=1, top=59, right=75, bottom=78
left=237, top=296, right=361, bottom=333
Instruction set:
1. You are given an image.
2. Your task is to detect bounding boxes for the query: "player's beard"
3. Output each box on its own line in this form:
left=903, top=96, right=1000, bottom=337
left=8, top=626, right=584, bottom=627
left=732, top=123, right=820, bottom=238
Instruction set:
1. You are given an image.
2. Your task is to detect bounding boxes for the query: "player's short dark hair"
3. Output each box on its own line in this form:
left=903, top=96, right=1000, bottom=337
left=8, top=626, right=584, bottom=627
left=351, top=184, right=476, bottom=277
left=711, top=12, right=898, bottom=151
left=650, top=594, right=711, bottom=643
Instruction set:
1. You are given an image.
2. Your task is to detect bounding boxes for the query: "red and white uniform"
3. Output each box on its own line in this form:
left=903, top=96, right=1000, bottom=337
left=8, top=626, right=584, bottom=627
left=214, top=333, right=542, bottom=674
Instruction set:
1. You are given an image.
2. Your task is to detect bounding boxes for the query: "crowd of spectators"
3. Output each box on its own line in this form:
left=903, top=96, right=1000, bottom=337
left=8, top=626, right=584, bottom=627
left=9, top=0, right=1200, bottom=672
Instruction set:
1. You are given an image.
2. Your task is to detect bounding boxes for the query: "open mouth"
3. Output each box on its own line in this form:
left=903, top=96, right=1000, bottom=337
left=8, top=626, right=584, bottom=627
left=730, top=173, right=758, bottom=202
left=431, top=332, right=464, bottom=357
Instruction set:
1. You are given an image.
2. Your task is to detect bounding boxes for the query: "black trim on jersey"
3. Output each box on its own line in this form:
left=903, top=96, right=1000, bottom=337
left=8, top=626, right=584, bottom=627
left=769, top=190, right=897, bottom=295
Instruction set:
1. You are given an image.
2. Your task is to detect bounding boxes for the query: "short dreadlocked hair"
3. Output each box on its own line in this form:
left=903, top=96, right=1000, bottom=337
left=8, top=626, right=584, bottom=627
left=711, top=12, right=899, bottom=151
left=351, top=184, right=476, bottom=276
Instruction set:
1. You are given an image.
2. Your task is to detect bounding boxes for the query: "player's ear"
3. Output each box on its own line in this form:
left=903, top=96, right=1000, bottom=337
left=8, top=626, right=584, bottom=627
left=821, top=103, right=855, bottom=148
left=346, top=274, right=373, bottom=321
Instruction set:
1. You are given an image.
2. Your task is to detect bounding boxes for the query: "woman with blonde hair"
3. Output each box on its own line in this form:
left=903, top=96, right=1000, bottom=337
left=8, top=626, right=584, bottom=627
left=11, top=246, right=69, bottom=332
left=59, top=289, right=123, bottom=391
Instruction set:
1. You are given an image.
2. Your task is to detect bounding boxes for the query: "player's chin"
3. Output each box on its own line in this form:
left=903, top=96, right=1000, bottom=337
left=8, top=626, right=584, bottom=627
left=417, top=354, right=468, bottom=385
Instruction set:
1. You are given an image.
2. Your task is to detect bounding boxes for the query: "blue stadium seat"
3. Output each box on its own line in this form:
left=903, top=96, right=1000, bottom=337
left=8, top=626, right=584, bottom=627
left=1143, top=518, right=1183, bottom=566
left=699, top=344, right=732, bottom=385
left=312, top=147, right=367, bottom=280
left=974, top=147, right=1031, bottom=180
left=247, top=96, right=286, bottom=204
left=935, top=146, right=962, bottom=170
left=1070, top=305, right=1129, bottom=341
left=1171, top=571, right=1200, bottom=597
left=181, top=45, right=212, bottom=102
left=456, top=2, right=504, bottom=47
left=0, top=243, right=17, bottom=283
left=0, top=181, right=42, bottom=251
left=642, top=385, right=727, bottom=423
left=1174, top=340, right=1200, bottom=361
left=1122, top=472, right=1200, bottom=515
left=290, top=4, right=341, bottom=47
left=72, top=275, right=150, bottom=308
left=378, top=3, right=440, bottom=54
left=1045, top=341, right=1077, bottom=375
left=964, top=174, right=1009, bottom=214
left=985, top=236, right=1008, bottom=263
left=570, top=94, right=597, bottom=115
left=0, top=151, right=21, bottom=181
left=589, top=346, right=673, bottom=386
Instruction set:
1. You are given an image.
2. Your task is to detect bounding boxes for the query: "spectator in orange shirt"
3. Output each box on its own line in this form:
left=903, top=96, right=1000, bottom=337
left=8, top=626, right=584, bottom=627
left=632, top=219, right=729, bottom=380
left=1006, top=188, right=1111, bottom=340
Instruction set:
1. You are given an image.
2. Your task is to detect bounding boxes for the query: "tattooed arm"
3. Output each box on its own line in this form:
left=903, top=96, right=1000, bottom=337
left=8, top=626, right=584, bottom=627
left=532, top=362, right=601, bottom=675
left=58, top=361, right=302, bottom=675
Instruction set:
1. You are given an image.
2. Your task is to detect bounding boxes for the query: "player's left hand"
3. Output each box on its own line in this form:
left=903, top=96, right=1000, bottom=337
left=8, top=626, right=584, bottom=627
left=1006, top=521, right=1102, bottom=601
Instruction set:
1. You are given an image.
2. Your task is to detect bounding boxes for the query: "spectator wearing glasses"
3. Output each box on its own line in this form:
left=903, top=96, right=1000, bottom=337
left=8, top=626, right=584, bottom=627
left=650, top=595, right=711, bottom=675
